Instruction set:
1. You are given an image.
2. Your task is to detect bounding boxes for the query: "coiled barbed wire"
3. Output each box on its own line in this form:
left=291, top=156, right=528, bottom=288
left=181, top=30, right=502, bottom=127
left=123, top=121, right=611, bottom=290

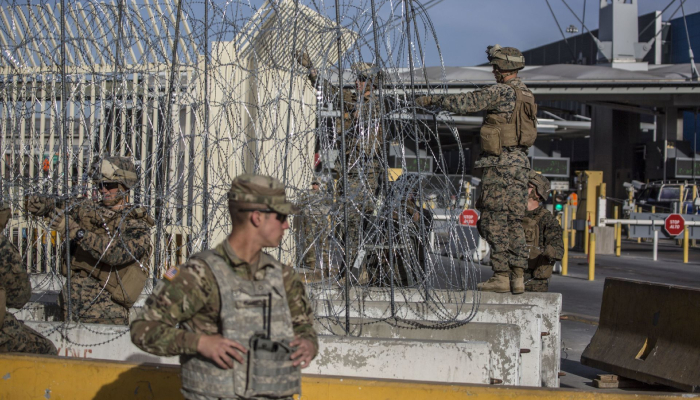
left=0, top=0, right=482, bottom=336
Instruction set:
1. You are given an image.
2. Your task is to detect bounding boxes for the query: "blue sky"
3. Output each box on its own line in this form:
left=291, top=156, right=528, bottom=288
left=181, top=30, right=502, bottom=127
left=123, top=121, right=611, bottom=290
left=421, top=0, right=700, bottom=66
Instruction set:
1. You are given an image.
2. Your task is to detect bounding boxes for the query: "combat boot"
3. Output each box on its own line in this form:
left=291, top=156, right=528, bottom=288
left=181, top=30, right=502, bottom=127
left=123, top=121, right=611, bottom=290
left=477, top=272, right=510, bottom=293
left=510, top=267, right=525, bottom=295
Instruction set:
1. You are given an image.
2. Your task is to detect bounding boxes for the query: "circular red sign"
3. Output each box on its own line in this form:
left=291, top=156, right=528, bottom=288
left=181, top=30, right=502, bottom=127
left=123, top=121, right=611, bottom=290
left=459, top=209, right=479, bottom=226
left=665, top=213, right=685, bottom=236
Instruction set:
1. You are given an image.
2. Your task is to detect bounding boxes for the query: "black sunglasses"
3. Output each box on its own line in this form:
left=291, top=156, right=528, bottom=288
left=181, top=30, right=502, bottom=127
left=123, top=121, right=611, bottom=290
left=238, top=208, right=288, bottom=223
left=99, top=182, right=121, bottom=190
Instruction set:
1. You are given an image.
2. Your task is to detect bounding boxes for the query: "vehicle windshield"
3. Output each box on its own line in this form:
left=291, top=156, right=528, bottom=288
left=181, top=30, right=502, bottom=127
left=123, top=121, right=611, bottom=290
left=659, top=186, right=680, bottom=201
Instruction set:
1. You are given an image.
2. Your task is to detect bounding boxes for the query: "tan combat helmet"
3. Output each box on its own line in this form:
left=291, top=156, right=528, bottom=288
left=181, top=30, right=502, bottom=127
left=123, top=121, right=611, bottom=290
left=487, top=44, right=525, bottom=71
left=351, top=62, right=382, bottom=82
left=528, top=170, right=551, bottom=202
left=90, top=156, right=138, bottom=189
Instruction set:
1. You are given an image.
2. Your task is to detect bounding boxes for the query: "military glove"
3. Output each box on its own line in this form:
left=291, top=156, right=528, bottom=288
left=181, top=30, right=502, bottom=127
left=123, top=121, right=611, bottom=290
left=49, top=212, right=81, bottom=239
left=528, top=245, right=543, bottom=260
left=543, top=245, right=558, bottom=261
left=26, top=195, right=53, bottom=216
left=295, top=50, right=312, bottom=69
left=415, top=95, right=433, bottom=108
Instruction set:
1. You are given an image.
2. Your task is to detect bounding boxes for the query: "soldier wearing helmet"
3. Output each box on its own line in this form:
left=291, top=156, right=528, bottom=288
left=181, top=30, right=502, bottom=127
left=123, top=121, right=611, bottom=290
left=523, top=171, right=564, bottom=292
left=26, top=156, right=154, bottom=325
left=415, top=45, right=537, bottom=294
left=296, top=52, right=386, bottom=283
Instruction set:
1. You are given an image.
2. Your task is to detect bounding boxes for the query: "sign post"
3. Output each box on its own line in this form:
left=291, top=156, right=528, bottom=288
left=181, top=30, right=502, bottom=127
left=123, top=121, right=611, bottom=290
left=459, top=209, right=479, bottom=226
left=665, top=213, right=685, bottom=237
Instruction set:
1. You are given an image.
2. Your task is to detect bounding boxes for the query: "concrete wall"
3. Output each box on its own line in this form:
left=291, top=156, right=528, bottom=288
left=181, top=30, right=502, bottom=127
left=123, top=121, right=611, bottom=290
left=314, top=318, right=521, bottom=385
left=307, top=336, right=493, bottom=385
left=2, top=354, right=687, bottom=400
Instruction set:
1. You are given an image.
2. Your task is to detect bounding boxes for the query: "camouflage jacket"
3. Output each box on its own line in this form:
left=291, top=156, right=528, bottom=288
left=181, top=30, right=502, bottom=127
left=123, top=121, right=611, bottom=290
left=525, top=205, right=564, bottom=262
left=308, top=75, right=385, bottom=165
left=430, top=78, right=532, bottom=169
left=0, top=234, right=30, bottom=309
left=130, top=239, right=318, bottom=357
left=65, top=201, right=153, bottom=272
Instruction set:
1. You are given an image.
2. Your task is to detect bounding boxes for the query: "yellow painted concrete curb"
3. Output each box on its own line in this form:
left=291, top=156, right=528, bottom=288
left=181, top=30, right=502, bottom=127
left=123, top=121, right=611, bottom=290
left=0, top=354, right=695, bottom=400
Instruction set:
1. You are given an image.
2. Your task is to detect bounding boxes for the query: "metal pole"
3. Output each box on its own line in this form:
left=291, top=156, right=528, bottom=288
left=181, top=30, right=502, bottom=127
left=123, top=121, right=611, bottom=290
left=683, top=226, right=689, bottom=263
left=60, top=0, right=73, bottom=322
left=369, top=0, right=395, bottom=318
left=562, top=233, right=568, bottom=276
left=202, top=0, right=210, bottom=249
left=588, top=233, right=595, bottom=281
left=153, top=0, right=184, bottom=283
left=405, top=0, right=429, bottom=300
left=280, top=0, right=301, bottom=260
left=334, top=0, right=350, bottom=335
left=653, top=230, right=658, bottom=261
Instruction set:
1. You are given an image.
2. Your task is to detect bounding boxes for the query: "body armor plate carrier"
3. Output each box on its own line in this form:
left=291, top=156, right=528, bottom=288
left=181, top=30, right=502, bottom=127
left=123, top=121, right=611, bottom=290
left=480, top=83, right=537, bottom=156
left=180, top=250, right=301, bottom=399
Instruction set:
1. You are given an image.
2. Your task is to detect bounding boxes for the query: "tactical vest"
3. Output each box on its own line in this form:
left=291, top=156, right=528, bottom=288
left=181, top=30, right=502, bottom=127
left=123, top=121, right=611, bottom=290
left=523, top=215, right=541, bottom=260
left=480, top=83, right=538, bottom=156
left=180, top=250, right=301, bottom=399
left=523, top=212, right=554, bottom=279
left=63, top=205, right=154, bottom=308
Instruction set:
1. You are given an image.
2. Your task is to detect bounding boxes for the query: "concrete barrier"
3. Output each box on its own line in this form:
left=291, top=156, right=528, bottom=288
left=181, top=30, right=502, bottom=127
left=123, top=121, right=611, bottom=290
left=314, top=318, right=521, bottom=385
left=312, top=299, right=542, bottom=387
left=582, top=278, right=700, bottom=392
left=23, top=321, right=178, bottom=365
left=310, top=288, right=561, bottom=387
left=307, top=336, right=493, bottom=384
left=0, top=354, right=693, bottom=400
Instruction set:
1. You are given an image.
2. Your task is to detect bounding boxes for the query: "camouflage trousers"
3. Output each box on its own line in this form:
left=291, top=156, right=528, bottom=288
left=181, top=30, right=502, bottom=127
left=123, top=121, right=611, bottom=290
left=0, top=313, right=57, bottom=355
left=476, top=165, right=529, bottom=273
left=340, top=164, right=381, bottom=279
left=524, top=270, right=549, bottom=292
left=60, top=272, right=129, bottom=325
left=295, top=213, right=335, bottom=282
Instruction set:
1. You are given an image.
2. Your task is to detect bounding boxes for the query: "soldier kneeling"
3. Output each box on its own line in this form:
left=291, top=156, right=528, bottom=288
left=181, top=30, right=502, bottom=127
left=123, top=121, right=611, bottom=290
left=523, top=172, right=564, bottom=292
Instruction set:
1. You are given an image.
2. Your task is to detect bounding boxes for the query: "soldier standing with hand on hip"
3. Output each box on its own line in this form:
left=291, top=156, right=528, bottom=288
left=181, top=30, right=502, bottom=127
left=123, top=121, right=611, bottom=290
left=131, top=174, right=317, bottom=400
left=416, top=45, right=537, bottom=294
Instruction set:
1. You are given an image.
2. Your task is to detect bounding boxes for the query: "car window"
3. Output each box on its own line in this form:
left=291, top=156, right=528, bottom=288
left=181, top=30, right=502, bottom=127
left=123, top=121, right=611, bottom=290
left=659, top=186, right=680, bottom=201
left=685, top=186, right=695, bottom=201
left=647, top=187, right=660, bottom=201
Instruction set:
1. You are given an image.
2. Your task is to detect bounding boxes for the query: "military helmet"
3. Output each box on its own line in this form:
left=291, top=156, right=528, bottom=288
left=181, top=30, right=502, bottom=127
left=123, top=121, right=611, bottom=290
left=228, top=174, right=300, bottom=215
left=90, top=156, right=138, bottom=189
left=351, top=62, right=382, bottom=81
left=528, top=170, right=551, bottom=201
left=486, top=44, right=525, bottom=71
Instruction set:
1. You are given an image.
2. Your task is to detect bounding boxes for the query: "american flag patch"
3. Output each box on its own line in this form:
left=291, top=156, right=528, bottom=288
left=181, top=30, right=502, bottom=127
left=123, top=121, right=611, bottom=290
left=163, top=267, right=179, bottom=281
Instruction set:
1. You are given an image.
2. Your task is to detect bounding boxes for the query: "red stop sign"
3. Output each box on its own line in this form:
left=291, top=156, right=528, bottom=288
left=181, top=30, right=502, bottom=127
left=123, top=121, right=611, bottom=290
left=459, top=209, right=479, bottom=226
left=665, top=213, right=685, bottom=236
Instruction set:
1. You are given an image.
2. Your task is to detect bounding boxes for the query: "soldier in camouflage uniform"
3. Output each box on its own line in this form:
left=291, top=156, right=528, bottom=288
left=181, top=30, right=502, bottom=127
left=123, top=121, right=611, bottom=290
left=26, top=157, right=154, bottom=325
left=297, top=51, right=385, bottom=282
left=131, top=174, right=317, bottom=400
left=0, top=203, right=57, bottom=355
left=416, top=45, right=537, bottom=294
left=296, top=179, right=335, bottom=283
left=523, top=172, right=564, bottom=292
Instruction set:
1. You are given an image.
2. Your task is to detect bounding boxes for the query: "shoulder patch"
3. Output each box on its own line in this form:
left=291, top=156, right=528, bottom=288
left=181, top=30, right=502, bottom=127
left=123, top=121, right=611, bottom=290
left=163, top=266, right=180, bottom=281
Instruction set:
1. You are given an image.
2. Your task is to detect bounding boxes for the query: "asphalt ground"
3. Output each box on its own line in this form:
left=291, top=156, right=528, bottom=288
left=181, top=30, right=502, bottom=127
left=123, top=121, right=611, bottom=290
left=476, top=238, right=700, bottom=393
